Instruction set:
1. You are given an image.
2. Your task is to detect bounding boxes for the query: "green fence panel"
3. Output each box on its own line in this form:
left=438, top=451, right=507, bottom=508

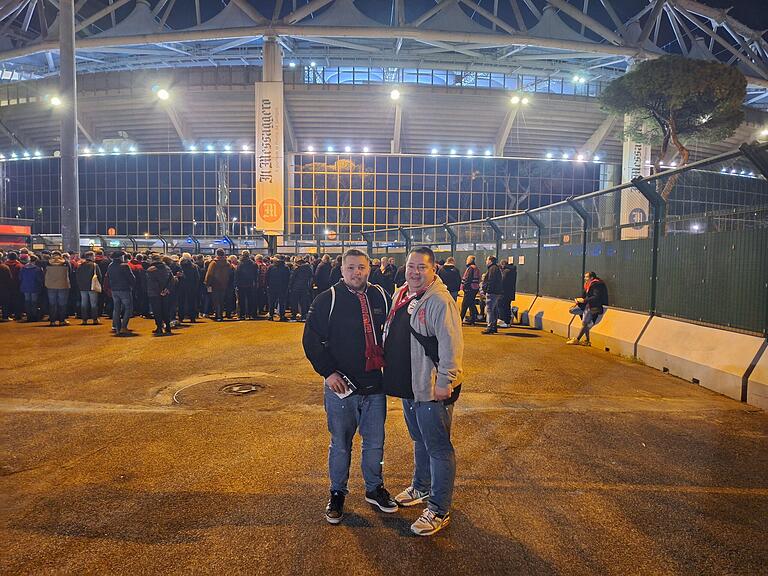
left=501, top=247, right=539, bottom=294
left=585, top=237, right=653, bottom=312
left=656, top=228, right=768, bottom=334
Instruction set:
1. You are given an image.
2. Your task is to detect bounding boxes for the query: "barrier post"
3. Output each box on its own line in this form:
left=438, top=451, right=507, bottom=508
left=525, top=209, right=544, bottom=296
left=631, top=177, right=666, bottom=315
left=566, top=197, right=591, bottom=279
left=443, top=223, right=457, bottom=258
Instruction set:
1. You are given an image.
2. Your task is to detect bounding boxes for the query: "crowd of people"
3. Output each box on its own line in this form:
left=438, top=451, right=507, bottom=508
left=0, top=245, right=605, bottom=340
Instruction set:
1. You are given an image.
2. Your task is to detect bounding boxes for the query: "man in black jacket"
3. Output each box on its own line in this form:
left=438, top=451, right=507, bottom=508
left=106, top=251, right=136, bottom=336
left=266, top=256, right=290, bottom=321
left=235, top=251, right=257, bottom=320
left=289, top=256, right=313, bottom=321
left=481, top=256, right=503, bottom=334
left=302, top=249, right=397, bottom=525
left=437, top=257, right=462, bottom=300
left=497, top=259, right=518, bottom=328
left=567, top=271, right=609, bottom=346
left=314, top=254, right=332, bottom=294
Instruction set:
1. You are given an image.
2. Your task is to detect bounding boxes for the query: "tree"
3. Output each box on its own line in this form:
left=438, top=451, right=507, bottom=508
left=600, top=55, right=746, bottom=199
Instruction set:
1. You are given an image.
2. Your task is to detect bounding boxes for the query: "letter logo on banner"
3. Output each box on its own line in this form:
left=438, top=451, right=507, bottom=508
left=620, top=115, right=652, bottom=240
left=255, top=81, right=284, bottom=234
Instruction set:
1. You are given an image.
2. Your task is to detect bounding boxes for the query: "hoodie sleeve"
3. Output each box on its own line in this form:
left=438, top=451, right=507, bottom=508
left=302, top=291, right=337, bottom=379
left=430, top=294, right=464, bottom=390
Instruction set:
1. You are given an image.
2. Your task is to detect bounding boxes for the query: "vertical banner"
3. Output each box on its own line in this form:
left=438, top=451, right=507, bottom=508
left=255, top=81, right=285, bottom=234
left=620, top=117, right=652, bottom=239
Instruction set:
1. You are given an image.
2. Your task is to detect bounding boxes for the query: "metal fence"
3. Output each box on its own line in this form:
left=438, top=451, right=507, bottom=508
left=359, top=142, right=768, bottom=337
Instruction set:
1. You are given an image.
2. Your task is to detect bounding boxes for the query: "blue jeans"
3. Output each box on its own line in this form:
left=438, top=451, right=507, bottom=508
left=47, top=288, right=69, bottom=322
left=486, top=293, right=501, bottom=328
left=324, top=387, right=386, bottom=493
left=80, top=290, right=99, bottom=320
left=402, top=399, right=455, bottom=516
left=112, top=290, right=133, bottom=331
left=23, top=292, right=39, bottom=321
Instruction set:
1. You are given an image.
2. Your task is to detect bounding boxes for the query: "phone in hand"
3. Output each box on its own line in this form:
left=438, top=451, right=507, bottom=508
left=333, top=372, right=357, bottom=399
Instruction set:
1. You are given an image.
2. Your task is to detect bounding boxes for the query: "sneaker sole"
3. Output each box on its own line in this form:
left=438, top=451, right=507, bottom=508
left=411, top=515, right=451, bottom=536
left=395, top=495, right=429, bottom=507
left=325, top=513, right=343, bottom=524
left=365, top=497, right=398, bottom=513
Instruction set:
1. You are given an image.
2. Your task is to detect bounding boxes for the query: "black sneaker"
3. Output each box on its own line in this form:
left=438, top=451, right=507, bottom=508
left=365, top=485, right=398, bottom=513
left=326, top=490, right=345, bottom=524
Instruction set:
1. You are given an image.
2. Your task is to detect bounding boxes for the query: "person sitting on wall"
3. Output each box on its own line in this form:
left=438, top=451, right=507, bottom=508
left=567, top=271, right=609, bottom=347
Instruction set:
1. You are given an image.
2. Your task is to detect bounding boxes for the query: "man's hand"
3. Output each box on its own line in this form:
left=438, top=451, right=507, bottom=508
left=575, top=297, right=584, bottom=304
left=325, top=372, right=348, bottom=394
left=435, top=385, right=451, bottom=401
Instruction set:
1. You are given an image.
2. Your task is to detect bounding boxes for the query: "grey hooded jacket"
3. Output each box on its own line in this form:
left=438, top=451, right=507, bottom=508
left=387, top=275, right=464, bottom=402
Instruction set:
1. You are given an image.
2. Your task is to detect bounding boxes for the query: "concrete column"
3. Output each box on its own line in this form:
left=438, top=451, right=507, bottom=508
left=59, top=0, right=80, bottom=253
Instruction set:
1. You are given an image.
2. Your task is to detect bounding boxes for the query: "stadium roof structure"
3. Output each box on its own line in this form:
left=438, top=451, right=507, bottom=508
left=0, top=0, right=767, bottom=161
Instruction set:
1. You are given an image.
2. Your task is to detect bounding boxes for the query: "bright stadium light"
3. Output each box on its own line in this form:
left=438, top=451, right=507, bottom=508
left=289, top=62, right=296, bottom=68
left=510, top=95, right=520, bottom=104
left=593, top=155, right=600, bottom=162
left=112, top=147, right=120, bottom=154
left=327, top=146, right=334, bottom=152
left=546, top=152, right=553, bottom=159
left=344, top=145, right=351, bottom=152
left=129, top=145, right=137, bottom=153
left=363, top=146, right=370, bottom=153
left=83, top=147, right=91, bottom=155
left=521, top=96, right=529, bottom=105
left=720, top=167, right=727, bottom=172
left=11, top=152, right=18, bottom=159
left=206, top=144, right=214, bottom=152
left=33, top=150, right=41, bottom=157
left=576, top=154, right=584, bottom=161
left=431, top=148, right=438, bottom=155
left=156, top=88, right=170, bottom=100
left=761, top=128, right=768, bottom=137
left=50, top=96, right=62, bottom=107
left=467, top=149, right=474, bottom=156
left=0, top=154, right=4, bottom=160
left=390, top=89, right=401, bottom=100
left=562, top=153, right=569, bottom=159
left=224, top=144, right=232, bottom=152
left=484, top=150, right=492, bottom=156
left=307, top=145, right=314, bottom=152
left=450, top=149, right=457, bottom=155
left=241, top=144, right=249, bottom=151
left=23, top=151, right=30, bottom=158
left=310, top=61, right=316, bottom=67
left=189, top=144, right=197, bottom=152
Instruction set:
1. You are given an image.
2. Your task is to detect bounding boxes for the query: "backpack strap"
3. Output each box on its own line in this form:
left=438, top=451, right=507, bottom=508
left=328, top=285, right=336, bottom=323
left=372, top=283, right=389, bottom=315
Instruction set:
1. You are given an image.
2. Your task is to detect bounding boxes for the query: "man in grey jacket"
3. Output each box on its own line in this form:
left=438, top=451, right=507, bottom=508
left=383, top=246, right=464, bottom=536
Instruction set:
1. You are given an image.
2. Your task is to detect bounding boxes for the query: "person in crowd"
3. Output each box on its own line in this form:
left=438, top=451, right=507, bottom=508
left=393, top=261, right=406, bottom=288
left=373, top=258, right=395, bottom=296
left=235, top=250, right=257, bottom=320
left=266, top=255, right=290, bottom=321
left=498, top=259, right=518, bottom=328
left=19, top=255, right=44, bottom=322
left=314, top=254, right=333, bottom=294
left=44, top=250, right=71, bottom=326
left=329, top=255, right=343, bottom=285
left=255, top=254, right=270, bottom=317
left=369, top=258, right=385, bottom=287
left=94, top=249, right=111, bottom=318
left=459, top=255, right=481, bottom=325
left=106, top=251, right=136, bottom=336
left=382, top=247, right=463, bottom=536
left=481, top=256, right=503, bottom=335
left=178, top=253, right=201, bottom=323
left=288, top=255, right=313, bottom=322
left=63, top=253, right=79, bottom=317
left=4, top=252, right=22, bottom=320
left=302, top=248, right=395, bottom=525
left=146, top=254, right=176, bottom=336
left=194, top=254, right=208, bottom=318
left=75, top=251, right=103, bottom=325
left=0, top=257, right=14, bottom=321
left=224, top=255, right=239, bottom=319
left=567, top=271, right=609, bottom=347
left=204, top=248, right=233, bottom=322
left=437, top=256, right=462, bottom=301
left=128, top=254, right=148, bottom=318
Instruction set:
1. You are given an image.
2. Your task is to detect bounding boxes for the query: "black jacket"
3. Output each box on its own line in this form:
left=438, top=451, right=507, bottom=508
left=314, top=261, right=332, bottom=292
left=502, top=264, right=517, bottom=299
left=146, top=262, right=175, bottom=297
left=303, top=281, right=391, bottom=394
left=483, top=263, right=503, bottom=295
left=266, top=260, right=290, bottom=294
left=583, top=278, right=609, bottom=314
left=329, top=264, right=342, bottom=285
left=106, top=261, right=136, bottom=292
left=235, top=258, right=258, bottom=288
left=178, top=259, right=200, bottom=292
left=394, top=265, right=406, bottom=287
left=437, top=264, right=462, bottom=293
left=290, top=262, right=314, bottom=293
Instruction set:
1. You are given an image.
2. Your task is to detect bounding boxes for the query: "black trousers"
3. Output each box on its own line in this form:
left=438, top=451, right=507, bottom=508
left=237, top=286, right=256, bottom=318
left=291, top=290, right=312, bottom=319
left=498, top=295, right=513, bottom=324
left=149, top=295, right=172, bottom=331
left=178, top=287, right=198, bottom=321
left=460, top=288, right=479, bottom=322
left=268, top=290, right=287, bottom=319
left=210, top=290, right=226, bottom=320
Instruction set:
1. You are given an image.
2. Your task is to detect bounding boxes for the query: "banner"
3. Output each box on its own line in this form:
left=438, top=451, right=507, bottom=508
left=620, top=117, right=652, bottom=239
left=255, top=81, right=285, bottom=234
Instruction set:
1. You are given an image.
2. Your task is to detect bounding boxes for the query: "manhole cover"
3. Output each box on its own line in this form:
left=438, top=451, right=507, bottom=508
left=221, top=383, right=263, bottom=396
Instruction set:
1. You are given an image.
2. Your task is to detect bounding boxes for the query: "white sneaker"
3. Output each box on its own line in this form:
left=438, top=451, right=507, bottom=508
left=496, top=321, right=510, bottom=328
left=566, top=338, right=580, bottom=345
left=394, top=486, right=429, bottom=507
left=411, top=508, right=451, bottom=536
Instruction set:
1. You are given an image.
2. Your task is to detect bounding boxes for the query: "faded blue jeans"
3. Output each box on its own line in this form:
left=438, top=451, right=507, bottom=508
left=324, top=387, right=386, bottom=494
left=47, top=288, right=69, bottom=322
left=486, top=293, right=501, bottom=328
left=111, top=290, right=133, bottom=332
left=80, top=290, right=99, bottom=320
left=402, top=399, right=455, bottom=516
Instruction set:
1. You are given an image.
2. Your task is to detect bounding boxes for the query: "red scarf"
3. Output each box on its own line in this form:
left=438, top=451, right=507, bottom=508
left=385, top=278, right=436, bottom=329
left=351, top=287, right=385, bottom=371
left=584, top=278, right=601, bottom=294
